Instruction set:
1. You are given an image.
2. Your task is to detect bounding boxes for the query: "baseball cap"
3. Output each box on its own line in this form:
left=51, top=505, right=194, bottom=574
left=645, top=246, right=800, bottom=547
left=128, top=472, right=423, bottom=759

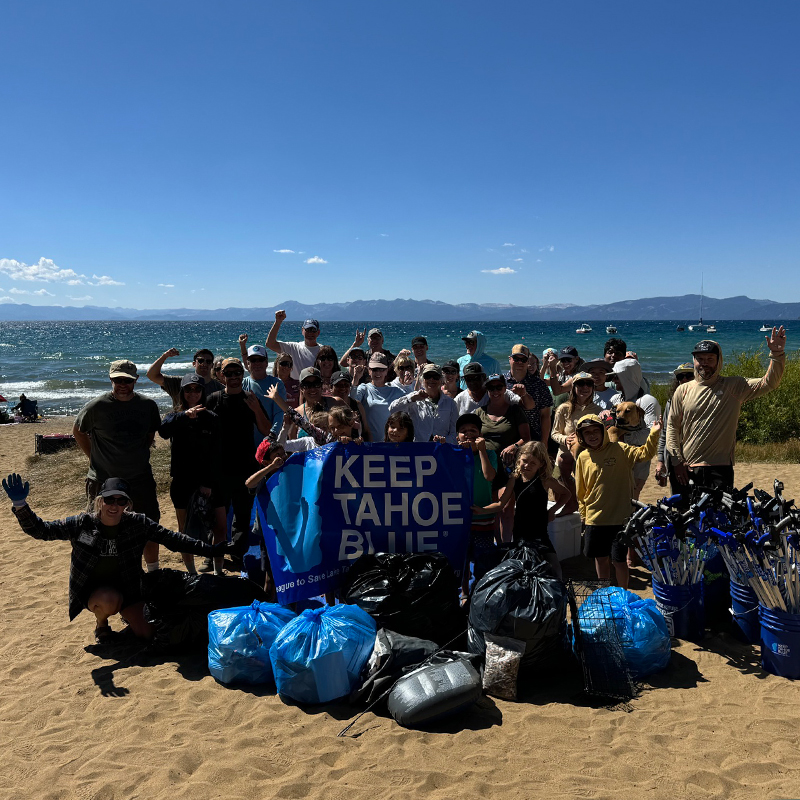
left=421, top=363, right=443, bottom=378
left=674, top=362, right=695, bottom=375
left=180, top=374, right=205, bottom=389
left=463, top=362, right=485, bottom=377
left=542, top=347, right=558, bottom=359
left=247, top=345, right=268, bottom=358
left=442, top=359, right=459, bottom=372
left=299, top=366, right=322, bottom=383
left=692, top=340, right=720, bottom=356
left=559, top=346, right=579, bottom=360
left=369, top=353, right=390, bottom=369
left=576, top=416, right=604, bottom=432
left=221, top=357, right=243, bottom=372
left=109, top=360, right=138, bottom=380
left=330, top=370, right=352, bottom=385
left=302, top=319, right=320, bottom=331
left=573, top=372, right=594, bottom=384
left=98, top=477, right=131, bottom=500
left=456, top=413, right=482, bottom=432
left=411, top=336, right=428, bottom=347
left=462, top=330, right=479, bottom=341
left=511, top=344, right=530, bottom=358
left=485, top=373, right=506, bottom=387
left=368, top=328, right=383, bottom=338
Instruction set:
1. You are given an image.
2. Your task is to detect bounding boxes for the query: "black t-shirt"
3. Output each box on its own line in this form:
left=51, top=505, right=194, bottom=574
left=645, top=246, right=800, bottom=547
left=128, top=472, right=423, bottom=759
left=511, top=475, right=549, bottom=542
left=205, top=391, right=258, bottom=473
left=87, top=523, right=121, bottom=588
left=159, top=411, right=219, bottom=484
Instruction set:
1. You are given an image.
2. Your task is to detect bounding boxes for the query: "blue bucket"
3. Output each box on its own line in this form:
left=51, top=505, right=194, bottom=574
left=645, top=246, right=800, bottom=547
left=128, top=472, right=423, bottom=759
left=730, top=581, right=760, bottom=644
left=652, top=578, right=705, bottom=642
left=759, top=605, right=800, bottom=679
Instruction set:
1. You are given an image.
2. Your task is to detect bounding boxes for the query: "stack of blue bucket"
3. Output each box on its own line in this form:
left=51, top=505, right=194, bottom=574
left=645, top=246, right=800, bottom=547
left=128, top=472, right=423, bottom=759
left=759, top=605, right=800, bottom=679
left=729, top=581, right=760, bottom=644
left=652, top=578, right=705, bottom=642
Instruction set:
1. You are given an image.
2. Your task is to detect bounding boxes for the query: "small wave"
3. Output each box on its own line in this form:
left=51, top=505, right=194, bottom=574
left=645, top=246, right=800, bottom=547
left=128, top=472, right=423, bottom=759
left=134, top=362, right=194, bottom=371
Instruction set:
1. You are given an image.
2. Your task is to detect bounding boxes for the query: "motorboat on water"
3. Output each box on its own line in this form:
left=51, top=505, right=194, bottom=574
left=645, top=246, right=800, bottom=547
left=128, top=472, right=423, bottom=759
left=707, top=325, right=717, bottom=334
left=606, top=324, right=617, bottom=334
left=576, top=323, right=592, bottom=334
left=760, top=324, right=772, bottom=332
left=676, top=325, right=685, bottom=331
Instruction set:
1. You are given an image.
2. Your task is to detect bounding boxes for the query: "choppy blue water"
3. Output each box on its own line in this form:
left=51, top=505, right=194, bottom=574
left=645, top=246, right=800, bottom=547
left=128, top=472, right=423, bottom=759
left=0, top=320, right=781, bottom=415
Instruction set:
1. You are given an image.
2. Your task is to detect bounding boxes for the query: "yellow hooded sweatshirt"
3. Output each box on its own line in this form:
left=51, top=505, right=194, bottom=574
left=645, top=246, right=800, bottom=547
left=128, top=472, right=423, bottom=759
left=575, top=414, right=661, bottom=526
left=665, top=341, right=785, bottom=467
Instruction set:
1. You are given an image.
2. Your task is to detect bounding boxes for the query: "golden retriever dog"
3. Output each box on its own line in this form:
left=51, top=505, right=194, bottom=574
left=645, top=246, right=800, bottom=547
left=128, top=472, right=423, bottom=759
left=607, top=400, right=645, bottom=443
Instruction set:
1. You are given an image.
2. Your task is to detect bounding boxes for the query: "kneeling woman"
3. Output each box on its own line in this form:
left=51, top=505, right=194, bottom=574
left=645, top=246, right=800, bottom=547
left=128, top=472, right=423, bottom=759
left=3, top=473, right=224, bottom=643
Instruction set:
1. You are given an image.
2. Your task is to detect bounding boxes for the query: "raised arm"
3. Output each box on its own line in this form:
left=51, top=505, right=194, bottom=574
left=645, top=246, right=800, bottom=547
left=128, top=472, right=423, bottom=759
left=265, top=310, right=287, bottom=354
left=146, top=347, right=179, bottom=387
left=239, top=333, right=250, bottom=371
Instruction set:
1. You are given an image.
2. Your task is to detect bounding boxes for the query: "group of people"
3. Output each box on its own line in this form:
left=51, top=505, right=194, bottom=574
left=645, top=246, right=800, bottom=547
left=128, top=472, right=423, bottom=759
left=5, top=310, right=787, bottom=642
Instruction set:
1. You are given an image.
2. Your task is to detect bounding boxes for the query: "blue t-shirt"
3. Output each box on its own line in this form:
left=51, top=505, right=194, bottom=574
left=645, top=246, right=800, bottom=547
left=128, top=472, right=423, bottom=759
left=242, top=375, right=287, bottom=442
left=353, top=383, right=406, bottom=441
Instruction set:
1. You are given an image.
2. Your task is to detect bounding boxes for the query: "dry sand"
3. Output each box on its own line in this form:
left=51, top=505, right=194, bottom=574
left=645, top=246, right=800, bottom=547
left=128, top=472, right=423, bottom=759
left=2, top=418, right=800, bottom=800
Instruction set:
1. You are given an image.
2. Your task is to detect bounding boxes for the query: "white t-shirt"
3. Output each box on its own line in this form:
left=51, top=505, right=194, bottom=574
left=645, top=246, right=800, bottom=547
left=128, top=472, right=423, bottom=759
left=278, top=340, right=321, bottom=380
left=455, top=389, right=519, bottom=415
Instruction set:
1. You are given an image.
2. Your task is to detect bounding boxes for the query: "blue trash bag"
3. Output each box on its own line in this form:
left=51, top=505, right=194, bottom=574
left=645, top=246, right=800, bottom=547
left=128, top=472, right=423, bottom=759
left=269, top=604, right=377, bottom=704
left=578, top=587, right=671, bottom=678
left=208, top=601, right=296, bottom=685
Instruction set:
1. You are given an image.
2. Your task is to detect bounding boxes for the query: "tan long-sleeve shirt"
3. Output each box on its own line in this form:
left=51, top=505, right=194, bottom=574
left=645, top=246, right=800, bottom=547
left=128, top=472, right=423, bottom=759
left=666, top=352, right=785, bottom=467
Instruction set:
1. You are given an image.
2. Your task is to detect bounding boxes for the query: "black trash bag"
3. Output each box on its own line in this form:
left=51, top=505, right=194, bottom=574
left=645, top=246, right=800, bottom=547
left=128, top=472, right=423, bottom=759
left=142, top=568, right=268, bottom=651
left=350, top=628, right=439, bottom=707
left=468, top=558, right=567, bottom=669
left=387, top=651, right=483, bottom=729
left=471, top=540, right=551, bottom=588
left=339, top=552, right=465, bottom=644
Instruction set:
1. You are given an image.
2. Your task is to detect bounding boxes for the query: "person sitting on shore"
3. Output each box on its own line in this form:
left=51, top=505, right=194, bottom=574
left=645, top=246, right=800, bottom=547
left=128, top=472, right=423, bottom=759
left=3, top=474, right=226, bottom=644
left=265, top=311, right=322, bottom=380
left=147, top=348, right=223, bottom=409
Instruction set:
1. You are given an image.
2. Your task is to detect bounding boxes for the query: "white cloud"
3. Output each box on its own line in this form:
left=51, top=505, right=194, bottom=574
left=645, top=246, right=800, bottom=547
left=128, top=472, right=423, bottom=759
left=304, top=256, right=328, bottom=264
left=537, top=259, right=542, bottom=262
left=68, top=295, right=93, bottom=301
left=549, top=245, right=555, bottom=252
left=481, top=267, right=517, bottom=275
left=0, top=296, right=13, bottom=303
left=67, top=279, right=84, bottom=285
left=9, top=287, right=55, bottom=296
left=273, top=249, right=295, bottom=254
left=520, top=249, right=528, bottom=254
left=8, top=288, right=27, bottom=295
left=33, top=288, right=55, bottom=296
left=502, top=242, right=515, bottom=247
left=88, top=274, right=125, bottom=286
left=158, top=283, right=174, bottom=288
left=379, top=233, right=389, bottom=237
left=513, top=258, right=523, bottom=262
left=0, top=257, right=85, bottom=283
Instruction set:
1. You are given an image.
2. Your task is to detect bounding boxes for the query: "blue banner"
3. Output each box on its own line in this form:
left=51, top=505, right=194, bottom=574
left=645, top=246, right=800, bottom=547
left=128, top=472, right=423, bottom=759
left=256, top=442, right=474, bottom=604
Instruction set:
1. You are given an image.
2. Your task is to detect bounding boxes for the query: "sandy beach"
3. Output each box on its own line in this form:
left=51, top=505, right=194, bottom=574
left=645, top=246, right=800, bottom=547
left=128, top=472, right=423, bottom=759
left=2, top=418, right=800, bottom=800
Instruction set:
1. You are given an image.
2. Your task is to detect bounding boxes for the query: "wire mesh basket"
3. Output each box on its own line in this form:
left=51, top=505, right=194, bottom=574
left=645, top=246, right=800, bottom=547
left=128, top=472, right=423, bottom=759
left=567, top=580, right=639, bottom=704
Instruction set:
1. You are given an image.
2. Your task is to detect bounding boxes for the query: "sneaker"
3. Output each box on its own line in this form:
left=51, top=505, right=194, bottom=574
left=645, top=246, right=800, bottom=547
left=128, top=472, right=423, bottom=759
left=198, top=557, right=214, bottom=573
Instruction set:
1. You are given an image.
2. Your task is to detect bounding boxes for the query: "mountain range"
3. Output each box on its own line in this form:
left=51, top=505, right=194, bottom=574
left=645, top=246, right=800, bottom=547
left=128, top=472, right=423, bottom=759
left=0, top=294, right=798, bottom=322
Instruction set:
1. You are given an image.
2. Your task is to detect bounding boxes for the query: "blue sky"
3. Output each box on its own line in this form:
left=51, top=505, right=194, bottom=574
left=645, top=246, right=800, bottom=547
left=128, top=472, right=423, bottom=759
left=1, top=1, right=798, bottom=309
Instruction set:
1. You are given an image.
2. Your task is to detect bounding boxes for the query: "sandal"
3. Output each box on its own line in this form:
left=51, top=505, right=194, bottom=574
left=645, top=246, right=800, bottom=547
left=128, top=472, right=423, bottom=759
left=94, top=624, right=115, bottom=644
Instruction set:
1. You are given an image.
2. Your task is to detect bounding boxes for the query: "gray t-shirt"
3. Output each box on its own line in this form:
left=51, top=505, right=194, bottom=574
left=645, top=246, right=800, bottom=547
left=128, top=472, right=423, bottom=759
left=75, top=392, right=161, bottom=481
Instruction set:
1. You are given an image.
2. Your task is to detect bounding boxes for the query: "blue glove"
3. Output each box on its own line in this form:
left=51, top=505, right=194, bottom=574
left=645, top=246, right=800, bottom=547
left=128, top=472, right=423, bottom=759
left=2, top=473, right=30, bottom=505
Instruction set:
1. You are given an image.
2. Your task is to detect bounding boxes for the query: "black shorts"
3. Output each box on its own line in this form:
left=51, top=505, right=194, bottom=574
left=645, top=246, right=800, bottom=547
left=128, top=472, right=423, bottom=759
left=169, top=478, right=222, bottom=510
left=83, top=583, right=142, bottom=612
left=583, top=525, right=627, bottom=562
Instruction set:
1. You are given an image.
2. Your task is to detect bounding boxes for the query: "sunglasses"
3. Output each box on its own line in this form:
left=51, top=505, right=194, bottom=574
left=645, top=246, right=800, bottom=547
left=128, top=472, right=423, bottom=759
left=487, top=384, right=505, bottom=392
left=195, top=357, right=213, bottom=364
left=248, top=356, right=267, bottom=363
left=575, top=381, right=594, bottom=388
left=102, top=495, right=129, bottom=506
left=677, top=373, right=693, bottom=382
left=559, top=357, right=574, bottom=363
left=277, top=361, right=292, bottom=367
left=317, top=355, right=335, bottom=361
left=112, top=377, right=135, bottom=385
left=302, top=380, right=322, bottom=388
left=511, top=355, right=529, bottom=363
left=183, top=385, right=203, bottom=392
left=223, top=369, right=244, bottom=377
left=370, top=367, right=387, bottom=373
left=441, top=368, right=458, bottom=375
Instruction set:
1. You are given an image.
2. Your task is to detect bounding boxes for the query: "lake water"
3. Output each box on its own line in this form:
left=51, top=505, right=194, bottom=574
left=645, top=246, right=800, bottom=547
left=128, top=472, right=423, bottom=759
left=0, top=319, right=781, bottom=415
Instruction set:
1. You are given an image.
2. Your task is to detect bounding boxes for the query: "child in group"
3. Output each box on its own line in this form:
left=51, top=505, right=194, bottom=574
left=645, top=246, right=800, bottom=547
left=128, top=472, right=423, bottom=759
left=385, top=411, right=415, bottom=443
left=457, top=413, right=500, bottom=603
left=574, top=413, right=662, bottom=589
left=482, top=440, right=571, bottom=580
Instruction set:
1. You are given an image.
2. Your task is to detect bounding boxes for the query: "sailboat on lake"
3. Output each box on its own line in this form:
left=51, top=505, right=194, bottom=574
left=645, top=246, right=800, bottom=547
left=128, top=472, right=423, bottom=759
left=688, top=274, right=713, bottom=333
